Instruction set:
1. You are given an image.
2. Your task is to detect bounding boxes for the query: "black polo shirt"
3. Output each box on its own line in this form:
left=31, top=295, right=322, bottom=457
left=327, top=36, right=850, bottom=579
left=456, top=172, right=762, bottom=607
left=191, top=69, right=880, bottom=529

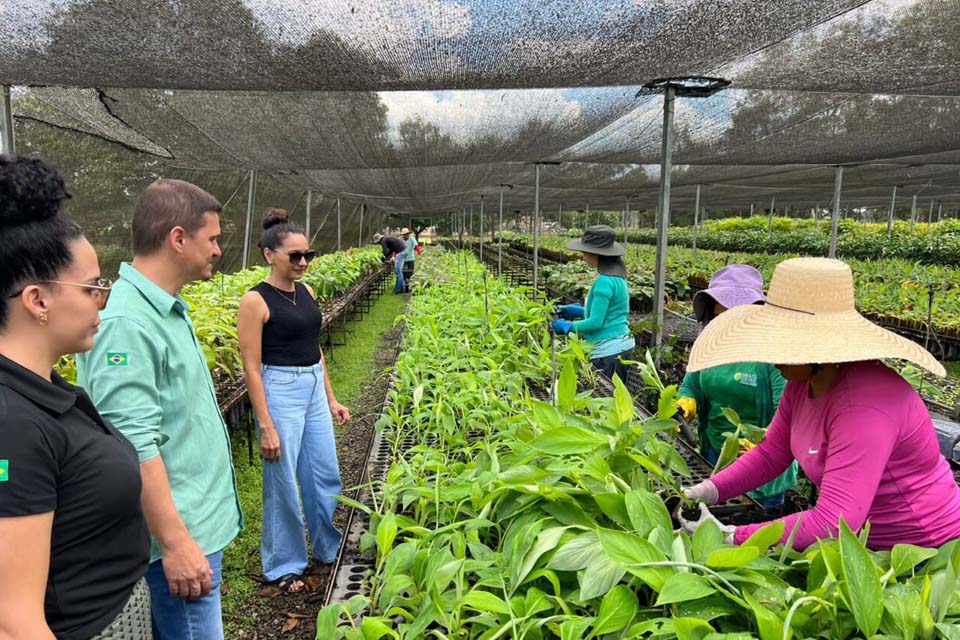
left=0, top=354, right=149, bottom=640
left=380, top=235, right=407, bottom=260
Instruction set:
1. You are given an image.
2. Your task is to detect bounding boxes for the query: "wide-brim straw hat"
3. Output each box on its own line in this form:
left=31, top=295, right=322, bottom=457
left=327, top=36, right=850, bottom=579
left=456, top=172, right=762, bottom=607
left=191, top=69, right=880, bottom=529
left=566, top=225, right=625, bottom=256
left=688, top=257, right=945, bottom=376
left=400, top=227, right=411, bottom=235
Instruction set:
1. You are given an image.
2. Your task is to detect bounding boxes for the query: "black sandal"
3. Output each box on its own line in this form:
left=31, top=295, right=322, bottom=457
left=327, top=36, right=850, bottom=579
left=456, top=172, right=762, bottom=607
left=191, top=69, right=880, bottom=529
left=274, top=573, right=305, bottom=593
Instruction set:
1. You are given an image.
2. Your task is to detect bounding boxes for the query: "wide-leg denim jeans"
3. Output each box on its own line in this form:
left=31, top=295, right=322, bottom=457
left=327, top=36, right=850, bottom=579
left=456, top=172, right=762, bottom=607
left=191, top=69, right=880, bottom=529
left=259, top=363, right=343, bottom=580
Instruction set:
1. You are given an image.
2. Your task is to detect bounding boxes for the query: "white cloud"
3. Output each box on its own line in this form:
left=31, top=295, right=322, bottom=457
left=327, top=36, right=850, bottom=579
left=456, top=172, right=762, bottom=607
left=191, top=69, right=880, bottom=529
left=379, top=88, right=584, bottom=146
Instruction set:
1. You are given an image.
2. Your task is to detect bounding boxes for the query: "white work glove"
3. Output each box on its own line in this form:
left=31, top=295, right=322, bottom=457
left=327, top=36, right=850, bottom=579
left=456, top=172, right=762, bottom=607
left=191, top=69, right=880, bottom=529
left=683, top=479, right=718, bottom=505
left=678, top=503, right=736, bottom=543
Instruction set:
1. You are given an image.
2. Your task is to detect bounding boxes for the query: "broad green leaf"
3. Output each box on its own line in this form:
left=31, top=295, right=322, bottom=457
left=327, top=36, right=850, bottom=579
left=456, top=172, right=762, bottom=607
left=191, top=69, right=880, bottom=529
left=742, top=521, right=786, bottom=552
left=547, top=531, right=601, bottom=572
left=712, top=432, right=739, bottom=474
left=361, top=617, right=399, bottom=640
left=891, top=544, right=938, bottom=576
left=613, top=374, right=635, bottom=425
left=375, top=512, right=398, bottom=557
left=654, top=573, right=716, bottom=605
left=935, top=623, right=960, bottom=640
left=743, top=590, right=783, bottom=640
left=412, top=384, right=424, bottom=410
left=839, top=520, right=882, bottom=636
left=542, top=501, right=596, bottom=528
left=558, top=359, right=577, bottom=413
left=532, top=400, right=564, bottom=431
left=673, top=617, right=716, bottom=640
left=597, top=528, right=670, bottom=591
left=530, top=426, right=609, bottom=454
left=720, top=407, right=741, bottom=428
left=625, top=489, right=672, bottom=537
left=560, top=618, right=594, bottom=640
left=658, top=384, right=679, bottom=421
left=882, top=584, right=921, bottom=640
left=591, top=585, right=638, bottom=636
left=515, top=526, right=568, bottom=586
left=927, top=541, right=960, bottom=623
left=692, top=520, right=726, bottom=562
left=705, top=545, right=760, bottom=569
left=579, top=553, right=626, bottom=600
left=315, top=604, right=341, bottom=640
left=594, top=493, right=632, bottom=529
left=461, top=589, right=511, bottom=615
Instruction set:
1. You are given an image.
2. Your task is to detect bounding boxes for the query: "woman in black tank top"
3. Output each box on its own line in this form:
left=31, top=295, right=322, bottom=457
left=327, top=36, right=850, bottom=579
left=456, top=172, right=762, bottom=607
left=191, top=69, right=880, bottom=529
left=237, top=209, right=351, bottom=593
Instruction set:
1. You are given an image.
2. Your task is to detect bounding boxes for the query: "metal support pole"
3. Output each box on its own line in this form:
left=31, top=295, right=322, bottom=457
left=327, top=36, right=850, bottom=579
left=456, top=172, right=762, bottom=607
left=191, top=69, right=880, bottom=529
left=459, top=207, right=465, bottom=247
left=692, top=184, right=701, bottom=257
left=479, top=195, right=484, bottom=263
left=911, top=194, right=918, bottom=232
left=938, top=201, right=943, bottom=222
left=0, top=85, right=14, bottom=155
left=652, top=85, right=675, bottom=358
left=768, top=197, right=775, bottom=232
left=624, top=196, right=630, bottom=245
left=533, top=164, right=541, bottom=296
left=749, top=203, right=754, bottom=218
left=829, top=166, right=844, bottom=258
left=469, top=204, right=474, bottom=243
left=358, top=203, right=365, bottom=247
left=887, top=186, right=897, bottom=237
left=336, top=197, right=342, bottom=251
left=241, top=169, right=258, bottom=269
left=498, top=189, right=504, bottom=276
left=304, top=190, right=312, bottom=241
left=928, top=199, right=935, bottom=224
left=558, top=203, right=563, bottom=231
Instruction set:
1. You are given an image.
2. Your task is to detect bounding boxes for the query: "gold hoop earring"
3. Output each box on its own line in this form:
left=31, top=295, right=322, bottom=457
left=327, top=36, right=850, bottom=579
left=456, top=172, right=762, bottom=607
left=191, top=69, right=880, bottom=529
left=39, top=312, right=48, bottom=326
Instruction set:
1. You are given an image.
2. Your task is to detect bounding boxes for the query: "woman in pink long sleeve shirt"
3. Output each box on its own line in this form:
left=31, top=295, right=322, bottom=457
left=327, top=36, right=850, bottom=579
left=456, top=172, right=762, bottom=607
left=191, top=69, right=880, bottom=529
left=707, top=360, right=960, bottom=550
left=680, top=257, right=960, bottom=551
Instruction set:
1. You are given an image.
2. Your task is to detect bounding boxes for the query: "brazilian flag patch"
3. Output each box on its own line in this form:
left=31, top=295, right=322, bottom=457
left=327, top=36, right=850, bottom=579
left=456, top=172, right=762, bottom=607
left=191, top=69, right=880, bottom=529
left=107, top=352, right=128, bottom=367
left=0, top=460, right=8, bottom=482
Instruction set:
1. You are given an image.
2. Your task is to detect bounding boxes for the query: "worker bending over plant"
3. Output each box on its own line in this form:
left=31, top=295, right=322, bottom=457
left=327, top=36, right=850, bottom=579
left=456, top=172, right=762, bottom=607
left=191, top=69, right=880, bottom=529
left=680, top=257, right=960, bottom=551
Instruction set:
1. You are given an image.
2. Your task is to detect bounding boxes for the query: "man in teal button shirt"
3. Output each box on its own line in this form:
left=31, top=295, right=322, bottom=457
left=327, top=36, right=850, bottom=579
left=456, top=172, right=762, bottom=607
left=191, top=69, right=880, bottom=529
left=78, top=179, right=242, bottom=640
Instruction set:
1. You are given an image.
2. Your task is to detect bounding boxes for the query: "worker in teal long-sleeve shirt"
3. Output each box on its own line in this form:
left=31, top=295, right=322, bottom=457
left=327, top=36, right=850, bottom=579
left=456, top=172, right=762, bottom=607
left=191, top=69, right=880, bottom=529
left=552, top=225, right=636, bottom=382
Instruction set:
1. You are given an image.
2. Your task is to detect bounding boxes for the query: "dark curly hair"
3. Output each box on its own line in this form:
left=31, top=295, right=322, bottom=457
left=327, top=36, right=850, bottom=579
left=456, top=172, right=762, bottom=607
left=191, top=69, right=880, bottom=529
left=257, top=208, right=305, bottom=261
left=0, top=155, right=82, bottom=328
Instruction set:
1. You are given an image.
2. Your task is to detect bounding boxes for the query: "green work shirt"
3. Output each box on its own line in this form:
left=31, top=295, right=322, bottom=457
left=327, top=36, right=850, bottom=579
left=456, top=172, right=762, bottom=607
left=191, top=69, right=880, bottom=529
left=78, top=263, right=242, bottom=562
left=679, top=362, right=797, bottom=501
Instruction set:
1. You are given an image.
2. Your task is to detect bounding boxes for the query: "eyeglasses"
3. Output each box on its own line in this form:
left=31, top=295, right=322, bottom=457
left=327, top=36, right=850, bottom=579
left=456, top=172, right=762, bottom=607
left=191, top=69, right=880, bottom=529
left=275, top=250, right=317, bottom=265
left=7, top=278, right=113, bottom=310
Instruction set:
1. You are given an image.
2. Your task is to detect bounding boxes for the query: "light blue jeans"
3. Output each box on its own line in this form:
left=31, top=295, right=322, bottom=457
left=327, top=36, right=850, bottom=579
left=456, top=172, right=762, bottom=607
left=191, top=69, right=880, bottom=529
left=259, top=363, right=343, bottom=581
left=145, top=549, right=224, bottom=640
left=393, top=256, right=406, bottom=293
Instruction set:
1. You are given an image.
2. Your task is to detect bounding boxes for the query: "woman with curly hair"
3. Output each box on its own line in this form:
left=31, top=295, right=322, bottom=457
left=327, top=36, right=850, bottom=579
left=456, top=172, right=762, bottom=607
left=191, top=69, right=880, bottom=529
left=0, top=155, right=151, bottom=638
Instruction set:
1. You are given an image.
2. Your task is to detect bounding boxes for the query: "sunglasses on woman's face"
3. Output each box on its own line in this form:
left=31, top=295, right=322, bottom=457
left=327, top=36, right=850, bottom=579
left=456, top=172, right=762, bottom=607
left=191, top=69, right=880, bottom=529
left=275, top=249, right=317, bottom=265
left=7, top=278, right=113, bottom=310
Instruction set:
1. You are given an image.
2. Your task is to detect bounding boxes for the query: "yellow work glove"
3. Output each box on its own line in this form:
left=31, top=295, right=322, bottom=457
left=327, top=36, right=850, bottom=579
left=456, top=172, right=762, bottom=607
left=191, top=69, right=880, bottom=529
left=676, top=397, right=697, bottom=421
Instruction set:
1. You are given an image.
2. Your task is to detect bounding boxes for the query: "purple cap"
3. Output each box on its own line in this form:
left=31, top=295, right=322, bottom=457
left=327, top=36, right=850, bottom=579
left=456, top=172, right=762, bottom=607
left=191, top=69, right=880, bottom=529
left=693, top=264, right=765, bottom=323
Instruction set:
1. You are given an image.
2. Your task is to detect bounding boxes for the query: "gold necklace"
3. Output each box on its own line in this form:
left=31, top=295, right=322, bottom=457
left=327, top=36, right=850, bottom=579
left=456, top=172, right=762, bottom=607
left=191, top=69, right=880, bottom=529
left=266, top=281, right=296, bottom=305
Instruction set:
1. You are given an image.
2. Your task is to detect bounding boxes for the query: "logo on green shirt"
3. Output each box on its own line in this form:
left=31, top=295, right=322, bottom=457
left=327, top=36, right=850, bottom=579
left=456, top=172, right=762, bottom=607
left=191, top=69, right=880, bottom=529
left=107, top=352, right=128, bottom=367
left=0, top=460, right=8, bottom=482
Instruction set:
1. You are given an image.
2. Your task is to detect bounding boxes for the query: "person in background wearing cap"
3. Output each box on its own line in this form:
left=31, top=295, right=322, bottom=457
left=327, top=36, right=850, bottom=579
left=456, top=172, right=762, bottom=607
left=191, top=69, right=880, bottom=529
left=552, top=225, right=635, bottom=382
left=675, top=265, right=797, bottom=509
left=679, top=257, right=960, bottom=551
left=400, top=228, right=420, bottom=293
left=372, top=232, right=408, bottom=294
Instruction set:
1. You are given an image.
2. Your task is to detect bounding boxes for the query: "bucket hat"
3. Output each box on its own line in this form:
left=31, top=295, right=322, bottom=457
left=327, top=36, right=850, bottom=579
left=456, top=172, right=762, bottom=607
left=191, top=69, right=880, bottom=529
left=565, top=225, right=625, bottom=256
left=693, top=264, right=765, bottom=324
left=372, top=233, right=384, bottom=243
left=688, top=257, right=945, bottom=376
left=400, top=227, right=411, bottom=235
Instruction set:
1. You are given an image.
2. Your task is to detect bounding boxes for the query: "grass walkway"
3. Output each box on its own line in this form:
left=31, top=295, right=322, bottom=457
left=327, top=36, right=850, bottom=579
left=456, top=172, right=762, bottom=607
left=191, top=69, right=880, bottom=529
left=221, top=291, right=407, bottom=636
